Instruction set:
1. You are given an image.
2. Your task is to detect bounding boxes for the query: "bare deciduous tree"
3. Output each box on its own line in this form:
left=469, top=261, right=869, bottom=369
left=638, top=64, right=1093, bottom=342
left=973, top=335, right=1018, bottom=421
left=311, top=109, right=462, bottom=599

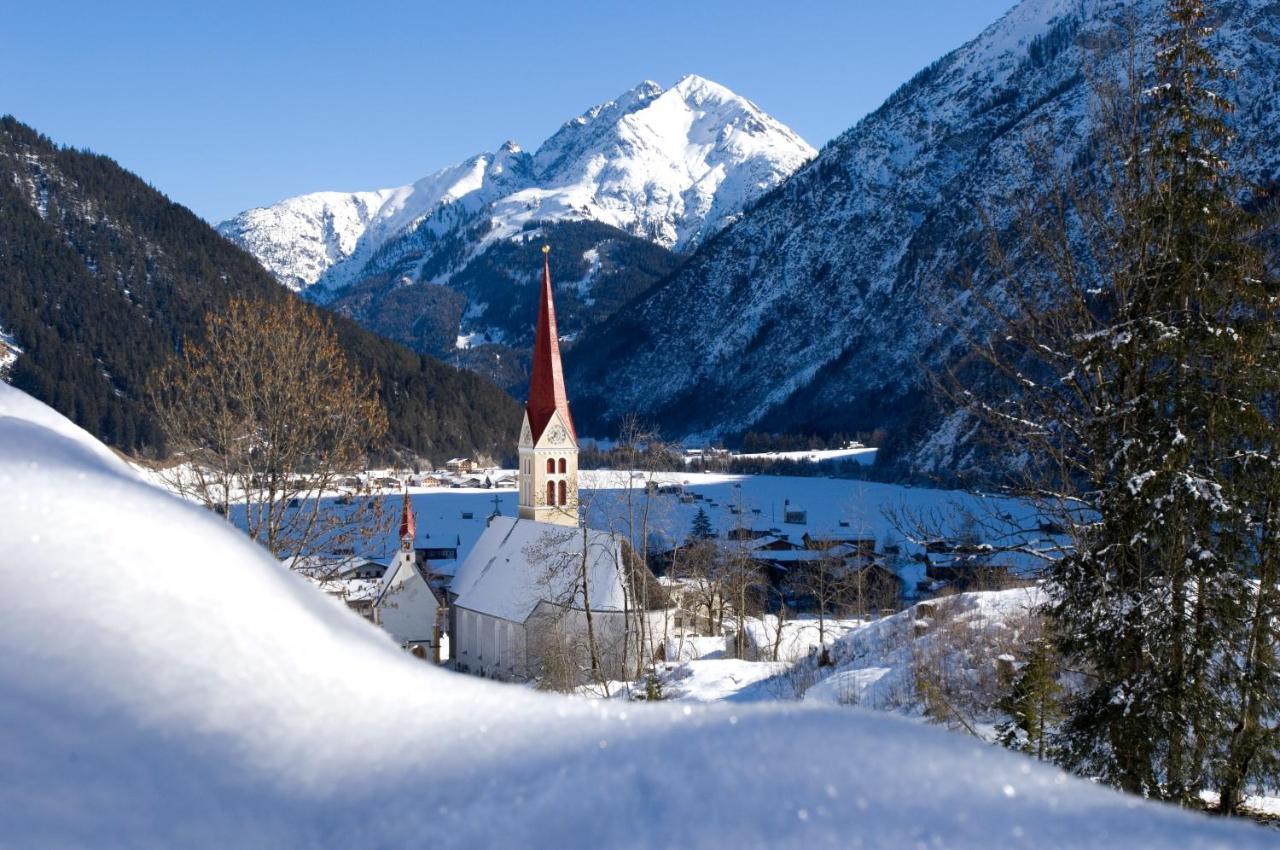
left=786, top=550, right=850, bottom=666
left=148, top=297, right=391, bottom=581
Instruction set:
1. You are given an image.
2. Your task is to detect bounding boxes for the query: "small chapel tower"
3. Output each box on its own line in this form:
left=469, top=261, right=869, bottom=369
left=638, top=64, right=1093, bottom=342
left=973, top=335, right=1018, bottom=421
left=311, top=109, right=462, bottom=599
left=398, top=490, right=416, bottom=552
left=386, top=489, right=417, bottom=577
left=517, top=245, right=579, bottom=527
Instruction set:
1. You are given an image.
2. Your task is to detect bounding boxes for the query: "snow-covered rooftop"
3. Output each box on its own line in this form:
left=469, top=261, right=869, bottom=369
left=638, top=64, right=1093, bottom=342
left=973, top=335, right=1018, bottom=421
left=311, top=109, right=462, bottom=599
left=450, top=516, right=628, bottom=622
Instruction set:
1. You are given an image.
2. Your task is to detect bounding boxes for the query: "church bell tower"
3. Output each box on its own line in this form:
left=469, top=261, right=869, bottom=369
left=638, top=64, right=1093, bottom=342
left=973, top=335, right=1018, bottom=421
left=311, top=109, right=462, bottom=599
left=517, top=245, right=579, bottom=527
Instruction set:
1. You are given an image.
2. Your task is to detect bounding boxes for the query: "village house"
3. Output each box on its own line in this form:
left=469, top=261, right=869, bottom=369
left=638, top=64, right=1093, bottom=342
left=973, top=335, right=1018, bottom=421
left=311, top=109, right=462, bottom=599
left=282, top=554, right=385, bottom=620
left=782, top=500, right=808, bottom=525
left=802, top=532, right=878, bottom=556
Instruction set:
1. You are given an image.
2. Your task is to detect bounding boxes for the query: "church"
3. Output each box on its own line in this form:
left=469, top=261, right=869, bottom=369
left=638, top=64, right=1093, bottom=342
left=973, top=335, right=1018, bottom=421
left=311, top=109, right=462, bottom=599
left=373, top=492, right=448, bottom=662
left=446, top=246, right=667, bottom=684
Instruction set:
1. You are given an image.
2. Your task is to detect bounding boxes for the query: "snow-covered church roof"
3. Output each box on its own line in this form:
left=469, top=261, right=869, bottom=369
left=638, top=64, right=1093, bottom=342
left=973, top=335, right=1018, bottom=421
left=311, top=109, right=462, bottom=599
left=450, top=516, right=628, bottom=623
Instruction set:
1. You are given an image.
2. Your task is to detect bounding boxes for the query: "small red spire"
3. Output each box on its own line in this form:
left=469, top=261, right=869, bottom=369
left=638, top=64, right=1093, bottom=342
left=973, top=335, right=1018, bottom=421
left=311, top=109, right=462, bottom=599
left=526, top=246, right=576, bottom=443
left=399, top=490, right=416, bottom=547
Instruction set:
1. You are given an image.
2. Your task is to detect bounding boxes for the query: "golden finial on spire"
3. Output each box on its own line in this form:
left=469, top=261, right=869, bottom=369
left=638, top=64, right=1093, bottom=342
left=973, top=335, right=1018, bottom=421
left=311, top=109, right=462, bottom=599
left=542, top=244, right=550, bottom=255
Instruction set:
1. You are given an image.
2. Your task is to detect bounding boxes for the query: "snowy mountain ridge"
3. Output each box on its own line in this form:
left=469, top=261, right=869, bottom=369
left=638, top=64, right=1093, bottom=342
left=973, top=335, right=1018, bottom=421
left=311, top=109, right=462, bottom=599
left=567, top=0, right=1280, bottom=467
left=220, top=75, right=815, bottom=297
left=219, top=146, right=529, bottom=294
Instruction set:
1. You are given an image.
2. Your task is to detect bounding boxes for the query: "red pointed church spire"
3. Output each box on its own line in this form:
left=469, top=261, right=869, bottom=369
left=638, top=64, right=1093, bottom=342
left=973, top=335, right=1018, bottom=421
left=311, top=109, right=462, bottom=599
left=399, top=490, right=416, bottom=548
left=526, top=245, right=576, bottom=443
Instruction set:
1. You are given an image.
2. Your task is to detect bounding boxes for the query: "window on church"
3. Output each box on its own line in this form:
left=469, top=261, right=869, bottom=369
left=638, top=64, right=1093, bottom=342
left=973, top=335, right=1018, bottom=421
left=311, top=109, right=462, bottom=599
left=547, top=481, right=555, bottom=505
left=558, top=458, right=566, bottom=474
left=546, top=458, right=555, bottom=474
left=558, top=480, right=567, bottom=506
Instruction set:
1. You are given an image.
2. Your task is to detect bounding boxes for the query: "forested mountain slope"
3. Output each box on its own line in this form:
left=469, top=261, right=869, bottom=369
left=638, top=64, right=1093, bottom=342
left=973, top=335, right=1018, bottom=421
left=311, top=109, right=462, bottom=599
left=0, top=117, right=520, bottom=459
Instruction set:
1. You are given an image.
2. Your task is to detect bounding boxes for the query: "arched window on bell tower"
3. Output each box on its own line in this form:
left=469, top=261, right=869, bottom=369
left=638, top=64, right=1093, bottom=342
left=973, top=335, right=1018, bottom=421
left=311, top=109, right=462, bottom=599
left=558, top=458, right=567, bottom=473
left=547, top=481, right=555, bottom=506
left=546, top=458, right=555, bottom=474
left=558, top=480, right=567, bottom=506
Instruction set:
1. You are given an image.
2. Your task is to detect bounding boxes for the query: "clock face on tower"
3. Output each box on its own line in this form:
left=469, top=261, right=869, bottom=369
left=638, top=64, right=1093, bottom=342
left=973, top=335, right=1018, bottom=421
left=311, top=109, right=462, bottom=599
left=546, top=423, right=568, bottom=446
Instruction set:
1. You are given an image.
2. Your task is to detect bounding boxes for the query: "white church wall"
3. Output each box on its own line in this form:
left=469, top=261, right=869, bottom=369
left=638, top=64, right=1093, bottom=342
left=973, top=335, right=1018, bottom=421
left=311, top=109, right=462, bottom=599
left=454, top=607, right=528, bottom=680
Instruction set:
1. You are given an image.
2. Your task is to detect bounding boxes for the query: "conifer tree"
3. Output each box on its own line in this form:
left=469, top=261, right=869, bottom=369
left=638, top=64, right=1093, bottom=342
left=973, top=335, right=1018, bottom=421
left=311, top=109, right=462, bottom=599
left=996, top=639, right=1062, bottom=762
left=955, top=0, right=1280, bottom=809
left=690, top=506, right=715, bottom=541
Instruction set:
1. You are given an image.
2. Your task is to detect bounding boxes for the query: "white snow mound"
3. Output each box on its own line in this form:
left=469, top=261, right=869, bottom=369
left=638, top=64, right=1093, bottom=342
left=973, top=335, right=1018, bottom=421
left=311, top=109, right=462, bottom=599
left=0, top=382, right=1270, bottom=848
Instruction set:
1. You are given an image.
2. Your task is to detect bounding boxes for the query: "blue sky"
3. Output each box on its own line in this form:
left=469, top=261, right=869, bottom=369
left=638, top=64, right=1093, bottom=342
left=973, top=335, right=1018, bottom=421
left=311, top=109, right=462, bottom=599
left=2, top=0, right=1015, bottom=223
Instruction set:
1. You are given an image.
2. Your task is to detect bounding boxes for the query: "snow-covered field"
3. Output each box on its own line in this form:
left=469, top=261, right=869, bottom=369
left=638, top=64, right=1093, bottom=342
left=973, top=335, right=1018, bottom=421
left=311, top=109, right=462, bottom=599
left=740, top=615, right=870, bottom=663
left=656, top=659, right=796, bottom=702
left=135, top=464, right=1050, bottom=592
left=693, top=446, right=879, bottom=465
left=2, top=382, right=1275, bottom=847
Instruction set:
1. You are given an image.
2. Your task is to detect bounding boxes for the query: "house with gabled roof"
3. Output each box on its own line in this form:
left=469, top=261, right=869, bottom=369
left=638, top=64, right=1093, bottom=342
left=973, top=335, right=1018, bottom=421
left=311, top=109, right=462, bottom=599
left=374, top=492, right=449, bottom=662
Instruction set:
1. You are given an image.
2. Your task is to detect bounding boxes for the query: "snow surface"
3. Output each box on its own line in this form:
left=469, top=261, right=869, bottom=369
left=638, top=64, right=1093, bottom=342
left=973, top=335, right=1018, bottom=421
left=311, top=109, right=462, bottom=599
left=656, top=659, right=795, bottom=703
left=3, top=382, right=1273, bottom=848
left=686, top=447, right=879, bottom=465
left=663, top=634, right=729, bottom=662
left=741, top=616, right=869, bottom=663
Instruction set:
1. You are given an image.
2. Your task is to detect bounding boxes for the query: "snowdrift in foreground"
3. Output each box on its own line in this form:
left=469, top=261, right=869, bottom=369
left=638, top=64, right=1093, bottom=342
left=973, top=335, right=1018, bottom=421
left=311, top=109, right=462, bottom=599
left=0, top=384, right=1269, bottom=848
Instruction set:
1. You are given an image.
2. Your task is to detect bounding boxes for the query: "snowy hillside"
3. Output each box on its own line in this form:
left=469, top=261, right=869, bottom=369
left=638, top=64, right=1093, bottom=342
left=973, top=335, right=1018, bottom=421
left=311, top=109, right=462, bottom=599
left=804, top=588, right=1047, bottom=716
left=568, top=0, right=1280, bottom=464
left=220, top=75, right=813, bottom=296
left=4, top=383, right=1275, bottom=848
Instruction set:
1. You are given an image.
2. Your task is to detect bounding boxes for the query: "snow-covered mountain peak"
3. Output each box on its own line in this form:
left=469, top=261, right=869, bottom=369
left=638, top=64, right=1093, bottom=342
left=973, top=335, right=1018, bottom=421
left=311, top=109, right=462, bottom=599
left=523, top=76, right=815, bottom=248
left=669, top=73, right=741, bottom=105
left=220, top=76, right=813, bottom=295
left=218, top=145, right=511, bottom=292
left=614, top=79, right=665, bottom=110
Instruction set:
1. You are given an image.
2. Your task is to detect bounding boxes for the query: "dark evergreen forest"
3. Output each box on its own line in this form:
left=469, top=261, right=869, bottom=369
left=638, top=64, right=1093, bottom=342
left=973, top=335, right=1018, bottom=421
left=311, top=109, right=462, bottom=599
left=0, top=116, right=520, bottom=461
